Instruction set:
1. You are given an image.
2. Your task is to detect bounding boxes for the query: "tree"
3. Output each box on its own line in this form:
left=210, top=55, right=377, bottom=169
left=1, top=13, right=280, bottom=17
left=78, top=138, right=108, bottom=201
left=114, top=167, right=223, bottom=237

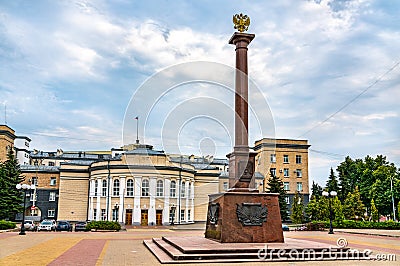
left=332, top=196, right=345, bottom=222
left=305, top=195, right=329, bottom=221
left=266, top=173, right=289, bottom=222
left=325, top=168, right=339, bottom=193
left=370, top=199, right=379, bottom=222
left=343, top=186, right=365, bottom=220
left=290, top=191, right=304, bottom=224
left=0, top=150, right=24, bottom=220
left=311, top=181, right=323, bottom=199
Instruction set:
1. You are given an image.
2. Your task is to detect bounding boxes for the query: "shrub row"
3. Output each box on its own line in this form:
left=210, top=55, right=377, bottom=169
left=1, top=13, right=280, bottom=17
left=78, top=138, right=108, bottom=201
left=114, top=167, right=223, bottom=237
left=86, top=221, right=121, bottom=231
left=309, top=220, right=400, bottom=230
left=0, top=220, right=16, bottom=230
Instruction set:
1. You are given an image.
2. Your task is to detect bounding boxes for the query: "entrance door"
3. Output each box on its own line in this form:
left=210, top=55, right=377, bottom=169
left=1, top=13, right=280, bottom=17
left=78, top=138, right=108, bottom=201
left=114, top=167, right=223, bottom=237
left=125, top=209, right=132, bottom=225
left=156, top=210, right=162, bottom=226
left=141, top=210, right=148, bottom=226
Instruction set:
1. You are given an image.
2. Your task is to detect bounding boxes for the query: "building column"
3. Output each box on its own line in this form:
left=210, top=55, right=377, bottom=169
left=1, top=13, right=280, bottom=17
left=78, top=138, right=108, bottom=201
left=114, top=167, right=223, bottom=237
left=190, top=181, right=194, bottom=222
left=148, top=177, right=157, bottom=225
left=163, top=179, right=170, bottom=225
left=133, top=176, right=141, bottom=226
left=89, top=179, right=95, bottom=220
left=96, top=178, right=101, bottom=220
left=119, top=176, right=126, bottom=223
left=185, top=180, right=189, bottom=223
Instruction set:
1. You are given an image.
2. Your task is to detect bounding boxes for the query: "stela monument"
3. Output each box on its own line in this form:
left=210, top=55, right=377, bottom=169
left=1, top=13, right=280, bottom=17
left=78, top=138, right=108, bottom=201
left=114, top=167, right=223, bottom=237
left=204, top=13, right=284, bottom=243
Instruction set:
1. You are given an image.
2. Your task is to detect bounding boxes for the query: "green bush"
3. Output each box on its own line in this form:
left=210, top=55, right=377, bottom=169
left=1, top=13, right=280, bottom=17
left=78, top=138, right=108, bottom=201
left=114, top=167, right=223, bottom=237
left=86, top=221, right=121, bottom=231
left=309, top=220, right=400, bottom=230
left=0, top=220, right=16, bottom=230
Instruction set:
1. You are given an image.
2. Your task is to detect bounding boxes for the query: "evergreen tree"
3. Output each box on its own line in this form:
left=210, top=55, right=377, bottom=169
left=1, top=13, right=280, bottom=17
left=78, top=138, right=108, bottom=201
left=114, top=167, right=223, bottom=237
left=311, top=181, right=323, bottom=199
left=266, top=173, right=289, bottom=221
left=290, top=191, right=304, bottom=224
left=370, top=199, right=379, bottom=222
left=343, top=186, right=365, bottom=220
left=325, top=168, right=339, bottom=193
left=0, top=150, right=24, bottom=220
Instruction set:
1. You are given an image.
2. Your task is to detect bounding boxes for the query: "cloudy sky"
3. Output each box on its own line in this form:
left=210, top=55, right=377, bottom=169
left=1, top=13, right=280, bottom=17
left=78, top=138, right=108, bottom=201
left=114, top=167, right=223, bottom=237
left=1, top=0, right=399, bottom=187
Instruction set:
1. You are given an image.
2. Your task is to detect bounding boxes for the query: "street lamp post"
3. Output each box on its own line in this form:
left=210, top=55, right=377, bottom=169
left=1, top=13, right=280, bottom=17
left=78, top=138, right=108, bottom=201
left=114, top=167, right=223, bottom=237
left=390, top=176, right=396, bottom=222
left=16, top=183, right=35, bottom=235
left=322, top=190, right=337, bottom=234
left=114, top=203, right=119, bottom=222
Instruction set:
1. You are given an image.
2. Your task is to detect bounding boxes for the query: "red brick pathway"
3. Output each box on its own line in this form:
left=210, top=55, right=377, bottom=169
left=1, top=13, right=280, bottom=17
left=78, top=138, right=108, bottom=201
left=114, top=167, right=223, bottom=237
left=48, top=239, right=106, bottom=266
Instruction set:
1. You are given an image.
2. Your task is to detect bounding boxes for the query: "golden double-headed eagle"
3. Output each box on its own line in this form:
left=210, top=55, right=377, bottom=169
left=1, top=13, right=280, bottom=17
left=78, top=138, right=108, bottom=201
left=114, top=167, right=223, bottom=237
left=233, top=13, right=250, bottom=32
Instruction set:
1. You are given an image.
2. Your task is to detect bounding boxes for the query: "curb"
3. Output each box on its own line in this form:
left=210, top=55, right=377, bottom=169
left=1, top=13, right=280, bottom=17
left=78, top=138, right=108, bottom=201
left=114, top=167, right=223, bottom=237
left=335, top=230, right=400, bottom=238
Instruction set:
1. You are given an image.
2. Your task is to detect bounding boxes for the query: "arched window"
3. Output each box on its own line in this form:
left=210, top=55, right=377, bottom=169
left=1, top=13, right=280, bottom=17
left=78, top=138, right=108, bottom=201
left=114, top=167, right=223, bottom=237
left=181, top=181, right=185, bottom=198
left=113, top=179, right=120, bottom=196
left=188, top=182, right=192, bottom=198
left=170, top=181, right=176, bottom=197
left=156, top=180, right=164, bottom=197
left=126, top=179, right=134, bottom=196
left=142, top=179, right=149, bottom=196
left=102, top=180, right=107, bottom=196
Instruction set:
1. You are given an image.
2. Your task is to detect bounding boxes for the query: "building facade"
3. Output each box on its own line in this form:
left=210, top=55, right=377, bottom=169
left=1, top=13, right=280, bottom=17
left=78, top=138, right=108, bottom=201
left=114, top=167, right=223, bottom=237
left=19, top=165, right=60, bottom=221
left=254, top=138, right=310, bottom=214
left=0, top=125, right=15, bottom=162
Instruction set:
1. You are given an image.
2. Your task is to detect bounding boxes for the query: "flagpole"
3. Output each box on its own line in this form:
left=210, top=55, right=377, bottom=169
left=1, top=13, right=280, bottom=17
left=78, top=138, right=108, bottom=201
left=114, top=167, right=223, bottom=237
left=135, top=117, right=139, bottom=144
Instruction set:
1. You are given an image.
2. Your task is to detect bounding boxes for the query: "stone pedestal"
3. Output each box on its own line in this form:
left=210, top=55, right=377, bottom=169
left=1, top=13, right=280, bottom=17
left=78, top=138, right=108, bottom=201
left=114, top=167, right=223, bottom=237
left=205, top=191, right=284, bottom=243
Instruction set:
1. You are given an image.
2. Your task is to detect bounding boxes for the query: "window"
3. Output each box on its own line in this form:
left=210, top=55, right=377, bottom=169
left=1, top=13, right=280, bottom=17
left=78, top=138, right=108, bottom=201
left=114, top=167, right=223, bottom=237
left=50, top=177, right=56, bottom=186
left=270, top=168, right=276, bottom=177
left=296, top=155, right=302, bottom=164
left=188, top=182, right=192, bottom=198
left=284, top=168, right=289, bottom=177
left=170, top=181, right=176, bottom=197
left=141, top=179, right=149, bottom=196
left=284, top=182, right=290, bottom=191
left=31, top=177, right=38, bottom=185
left=283, top=155, right=289, bottom=163
left=297, top=182, right=303, bottom=192
left=169, top=208, right=175, bottom=222
left=180, top=210, right=185, bottom=221
left=113, top=179, right=120, bottom=196
left=285, top=196, right=290, bottom=204
left=48, top=161, right=55, bottom=166
left=223, top=182, right=228, bottom=191
left=188, top=209, right=191, bottom=221
left=270, top=154, right=276, bottom=163
left=48, top=209, right=55, bottom=217
left=94, top=180, right=98, bottom=196
left=156, top=180, right=164, bottom=197
left=93, top=209, right=97, bottom=220
left=49, top=192, right=56, bottom=201
left=296, top=169, right=302, bottom=178
left=126, top=179, right=134, bottom=196
left=102, top=180, right=107, bottom=197
left=101, top=209, right=106, bottom=221
left=181, top=182, right=186, bottom=198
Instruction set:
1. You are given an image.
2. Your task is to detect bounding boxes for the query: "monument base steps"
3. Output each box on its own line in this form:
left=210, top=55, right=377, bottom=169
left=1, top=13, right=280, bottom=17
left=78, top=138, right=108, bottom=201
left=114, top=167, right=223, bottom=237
left=144, top=236, right=371, bottom=264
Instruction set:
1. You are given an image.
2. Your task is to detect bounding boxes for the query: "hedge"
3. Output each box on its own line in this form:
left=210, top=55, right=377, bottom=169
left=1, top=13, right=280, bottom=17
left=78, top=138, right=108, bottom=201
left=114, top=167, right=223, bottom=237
left=86, top=221, right=121, bottom=231
left=309, top=220, right=400, bottom=230
left=0, top=220, right=16, bottom=230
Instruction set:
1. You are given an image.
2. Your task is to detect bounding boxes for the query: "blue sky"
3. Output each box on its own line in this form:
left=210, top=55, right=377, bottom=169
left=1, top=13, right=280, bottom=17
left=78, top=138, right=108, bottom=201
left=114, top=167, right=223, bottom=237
left=1, top=0, right=399, bottom=187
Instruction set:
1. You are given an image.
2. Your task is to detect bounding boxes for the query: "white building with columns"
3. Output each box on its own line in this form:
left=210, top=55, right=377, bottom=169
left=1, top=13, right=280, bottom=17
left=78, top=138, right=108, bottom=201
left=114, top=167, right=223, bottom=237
left=57, top=143, right=224, bottom=225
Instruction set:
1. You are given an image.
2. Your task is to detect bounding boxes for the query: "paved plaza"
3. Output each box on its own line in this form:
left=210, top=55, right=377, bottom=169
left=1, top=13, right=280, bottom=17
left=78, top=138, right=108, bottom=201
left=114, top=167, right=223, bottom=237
left=0, top=228, right=399, bottom=265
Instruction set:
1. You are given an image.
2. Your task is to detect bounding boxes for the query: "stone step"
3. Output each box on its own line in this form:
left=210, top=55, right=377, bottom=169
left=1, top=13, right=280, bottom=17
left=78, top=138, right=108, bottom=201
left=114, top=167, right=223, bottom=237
left=145, top=238, right=372, bottom=263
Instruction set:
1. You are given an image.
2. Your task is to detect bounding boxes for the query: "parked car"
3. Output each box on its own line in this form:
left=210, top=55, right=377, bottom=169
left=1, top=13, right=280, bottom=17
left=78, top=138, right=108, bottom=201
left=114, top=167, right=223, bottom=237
left=38, top=221, right=55, bottom=231
left=43, top=219, right=56, bottom=228
left=282, top=224, right=289, bottom=231
left=23, top=220, right=37, bottom=231
left=56, top=221, right=72, bottom=232
left=74, top=221, right=88, bottom=232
